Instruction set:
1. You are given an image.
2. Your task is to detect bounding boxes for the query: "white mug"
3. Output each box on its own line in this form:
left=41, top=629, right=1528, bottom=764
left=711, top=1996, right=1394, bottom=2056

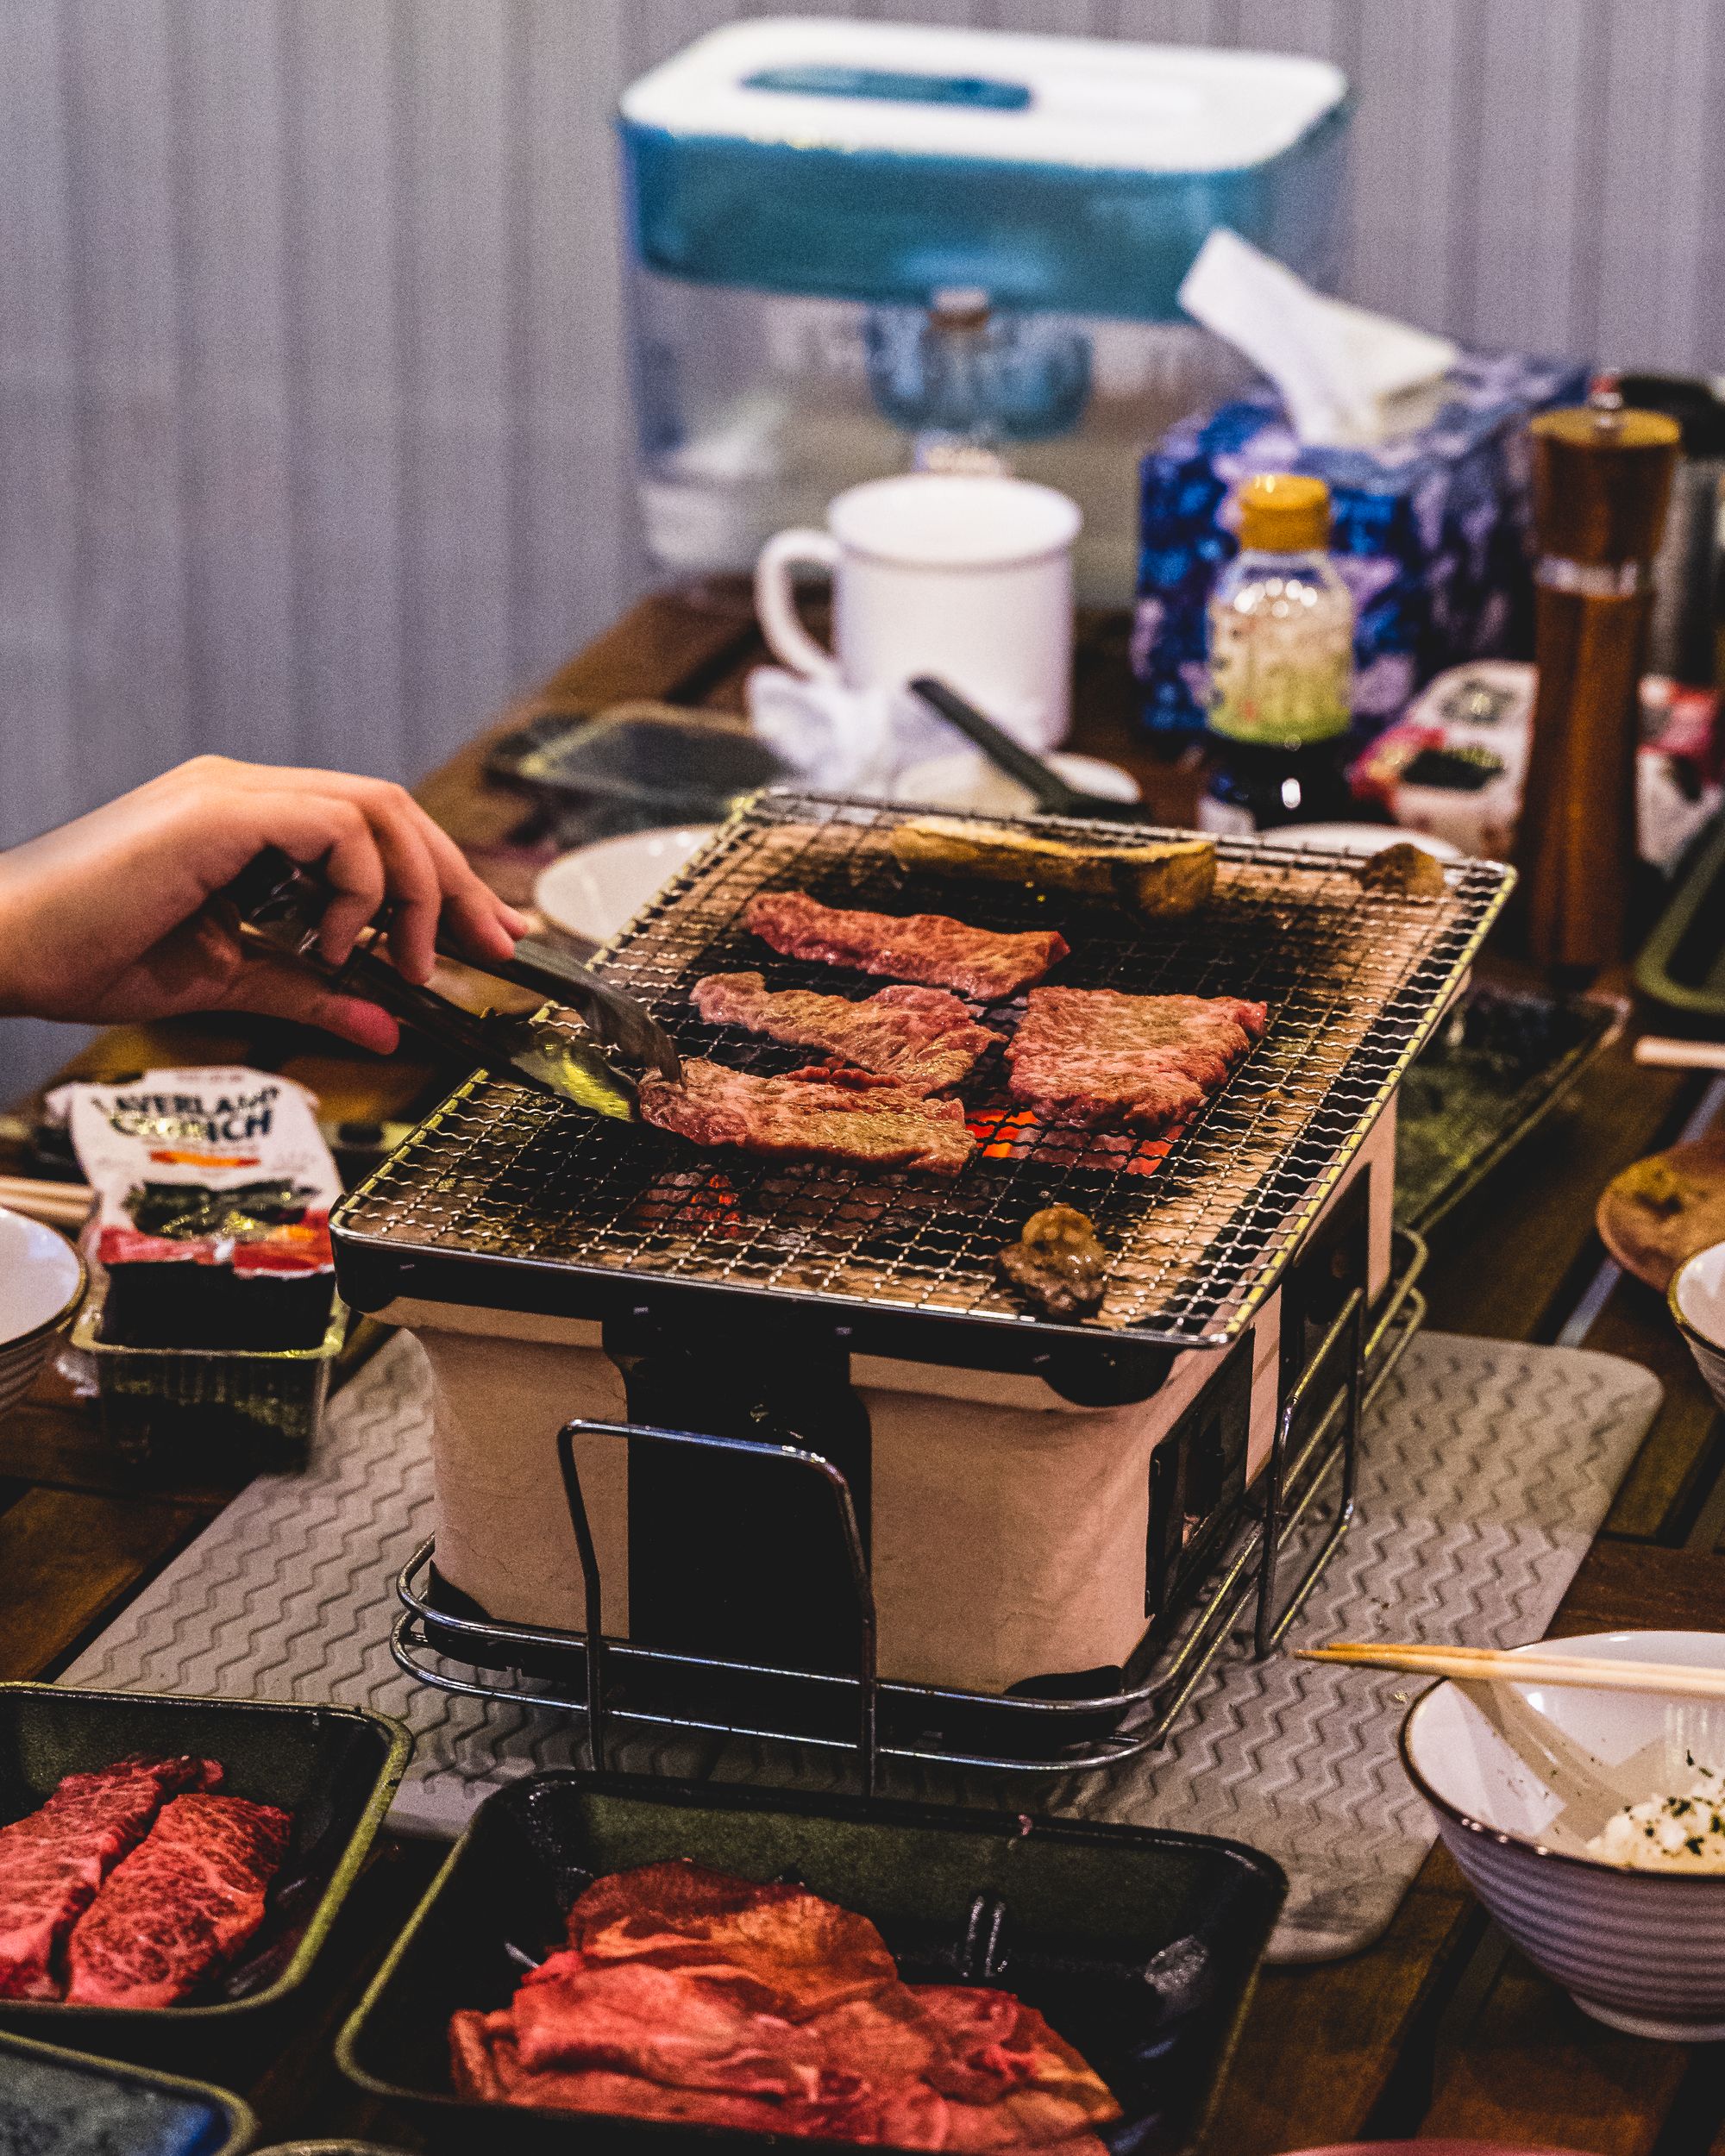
left=754, top=473, right=1082, bottom=752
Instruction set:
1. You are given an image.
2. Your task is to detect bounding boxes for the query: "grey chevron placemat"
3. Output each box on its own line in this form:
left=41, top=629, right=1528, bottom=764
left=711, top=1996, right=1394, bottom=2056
left=63, top=1326, right=1659, bottom=1962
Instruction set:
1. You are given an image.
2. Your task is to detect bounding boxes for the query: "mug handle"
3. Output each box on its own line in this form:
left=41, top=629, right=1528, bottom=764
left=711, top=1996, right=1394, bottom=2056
left=755, top=529, right=841, bottom=682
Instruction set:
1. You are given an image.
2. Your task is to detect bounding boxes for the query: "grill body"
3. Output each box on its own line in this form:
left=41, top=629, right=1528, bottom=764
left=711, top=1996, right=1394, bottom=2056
left=386, top=1109, right=1395, bottom=1718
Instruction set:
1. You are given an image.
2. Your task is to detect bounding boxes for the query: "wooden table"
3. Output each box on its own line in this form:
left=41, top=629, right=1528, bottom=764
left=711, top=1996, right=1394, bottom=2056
left=4, top=582, right=1724, bottom=2153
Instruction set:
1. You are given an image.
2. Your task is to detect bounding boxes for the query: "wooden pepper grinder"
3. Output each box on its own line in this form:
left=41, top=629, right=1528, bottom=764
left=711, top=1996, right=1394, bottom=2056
left=1514, top=396, right=1680, bottom=974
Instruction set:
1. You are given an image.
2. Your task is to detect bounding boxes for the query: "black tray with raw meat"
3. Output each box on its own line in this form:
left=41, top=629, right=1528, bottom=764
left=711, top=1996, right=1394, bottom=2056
left=0, top=1683, right=411, bottom=2068
left=336, top=1769, right=1284, bottom=2156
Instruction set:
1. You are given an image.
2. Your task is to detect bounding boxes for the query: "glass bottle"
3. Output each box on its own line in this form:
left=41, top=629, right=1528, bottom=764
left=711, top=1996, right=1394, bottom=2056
left=1201, top=473, right=1355, bottom=832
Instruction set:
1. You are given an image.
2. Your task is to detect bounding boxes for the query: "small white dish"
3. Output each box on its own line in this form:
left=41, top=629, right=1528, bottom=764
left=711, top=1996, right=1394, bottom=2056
left=0, top=1207, right=85, bottom=1419
left=1401, top=1629, right=1725, bottom=2040
left=1265, top=823, right=1463, bottom=862
left=535, top=825, right=718, bottom=948
left=892, top=750, right=1141, bottom=818
left=1671, top=1238, right=1725, bottom=1412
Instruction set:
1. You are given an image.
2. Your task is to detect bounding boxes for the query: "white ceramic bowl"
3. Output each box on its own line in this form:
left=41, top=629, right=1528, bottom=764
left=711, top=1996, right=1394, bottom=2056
left=891, top=750, right=1141, bottom=818
left=0, top=1207, right=86, bottom=1419
left=1670, top=1238, right=1725, bottom=1412
left=1401, top=1630, right=1725, bottom=2040
left=535, top=825, right=718, bottom=949
left=1264, top=823, right=1463, bottom=862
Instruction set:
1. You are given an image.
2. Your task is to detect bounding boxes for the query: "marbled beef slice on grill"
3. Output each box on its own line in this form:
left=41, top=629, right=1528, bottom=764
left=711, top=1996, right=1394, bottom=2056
left=745, top=890, right=1068, bottom=1003
left=1006, top=987, right=1269, bottom=1133
left=693, top=973, right=1001, bottom=1095
left=639, top=1059, right=976, bottom=1177
left=0, top=1754, right=222, bottom=2000
left=65, top=1791, right=292, bottom=2008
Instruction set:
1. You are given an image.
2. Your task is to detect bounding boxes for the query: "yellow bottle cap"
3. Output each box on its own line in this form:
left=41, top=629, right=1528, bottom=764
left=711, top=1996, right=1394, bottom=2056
left=1235, top=473, right=1332, bottom=553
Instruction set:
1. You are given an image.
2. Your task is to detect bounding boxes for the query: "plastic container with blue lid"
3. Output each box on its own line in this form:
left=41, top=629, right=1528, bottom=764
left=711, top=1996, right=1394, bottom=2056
left=613, top=16, right=1350, bottom=603
left=620, top=16, right=1348, bottom=319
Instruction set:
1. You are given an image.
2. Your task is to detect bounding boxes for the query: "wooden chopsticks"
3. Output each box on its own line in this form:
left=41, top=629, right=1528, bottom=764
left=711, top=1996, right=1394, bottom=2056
left=1634, top=1036, right=1725, bottom=1072
left=0, top=1173, right=92, bottom=1232
left=1298, top=1640, right=1725, bottom=1702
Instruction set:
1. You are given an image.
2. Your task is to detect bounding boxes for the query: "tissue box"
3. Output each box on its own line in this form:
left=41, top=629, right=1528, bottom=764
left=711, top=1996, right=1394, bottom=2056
left=1132, top=351, right=1589, bottom=740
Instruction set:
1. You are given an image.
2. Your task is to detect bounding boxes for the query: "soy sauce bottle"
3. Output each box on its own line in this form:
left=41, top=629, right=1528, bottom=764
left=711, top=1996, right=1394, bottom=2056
left=1200, top=473, right=1356, bottom=832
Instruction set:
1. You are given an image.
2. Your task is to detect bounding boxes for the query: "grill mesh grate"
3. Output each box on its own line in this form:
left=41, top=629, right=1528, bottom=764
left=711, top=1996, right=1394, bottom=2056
left=336, top=793, right=1511, bottom=1349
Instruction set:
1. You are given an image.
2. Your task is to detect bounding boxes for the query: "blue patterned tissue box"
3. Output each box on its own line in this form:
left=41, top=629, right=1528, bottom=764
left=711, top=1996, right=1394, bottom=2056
left=1132, top=351, right=1589, bottom=741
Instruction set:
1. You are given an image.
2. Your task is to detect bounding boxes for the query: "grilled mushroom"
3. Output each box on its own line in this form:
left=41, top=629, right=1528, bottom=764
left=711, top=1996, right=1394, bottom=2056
left=998, top=1205, right=1110, bottom=1319
left=1358, top=842, right=1447, bottom=899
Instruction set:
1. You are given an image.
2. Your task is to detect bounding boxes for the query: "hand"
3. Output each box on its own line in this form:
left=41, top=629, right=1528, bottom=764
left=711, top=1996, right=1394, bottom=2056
left=0, top=756, right=529, bottom=1052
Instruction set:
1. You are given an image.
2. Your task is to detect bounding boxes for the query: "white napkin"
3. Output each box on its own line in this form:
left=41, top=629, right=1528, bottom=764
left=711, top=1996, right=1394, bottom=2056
left=747, top=668, right=958, bottom=795
left=1179, top=227, right=1458, bottom=448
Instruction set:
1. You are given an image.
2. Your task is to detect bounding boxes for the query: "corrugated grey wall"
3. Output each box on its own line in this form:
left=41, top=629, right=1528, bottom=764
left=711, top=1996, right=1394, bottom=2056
left=1, top=0, right=1720, bottom=1088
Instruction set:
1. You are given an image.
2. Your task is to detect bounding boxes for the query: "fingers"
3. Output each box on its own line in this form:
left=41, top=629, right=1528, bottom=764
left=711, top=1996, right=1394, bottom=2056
left=350, top=794, right=444, bottom=982
left=213, top=950, right=402, bottom=1055
left=202, top=766, right=524, bottom=974
left=0, top=752, right=523, bottom=1037
left=305, top=799, right=391, bottom=967
left=412, top=813, right=529, bottom=961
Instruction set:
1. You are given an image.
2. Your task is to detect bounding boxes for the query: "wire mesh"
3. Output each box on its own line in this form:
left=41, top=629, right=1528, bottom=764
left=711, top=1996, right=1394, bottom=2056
left=335, top=793, right=1511, bottom=1351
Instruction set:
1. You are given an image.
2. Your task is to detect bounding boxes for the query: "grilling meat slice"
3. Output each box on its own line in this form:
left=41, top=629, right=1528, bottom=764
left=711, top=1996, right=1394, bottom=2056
left=745, top=890, right=1068, bottom=1003
left=639, top=1059, right=976, bottom=1177
left=693, top=973, right=1001, bottom=1095
left=0, top=1754, right=221, bottom=2001
left=1006, top=987, right=1269, bottom=1133
left=65, top=1791, right=292, bottom=2008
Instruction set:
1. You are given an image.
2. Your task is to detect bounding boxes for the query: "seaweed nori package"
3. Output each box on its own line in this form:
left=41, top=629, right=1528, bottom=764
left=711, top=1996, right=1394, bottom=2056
left=51, top=1069, right=340, bottom=1351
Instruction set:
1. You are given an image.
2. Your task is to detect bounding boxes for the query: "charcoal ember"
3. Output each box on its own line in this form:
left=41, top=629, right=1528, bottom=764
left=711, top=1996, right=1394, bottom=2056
left=998, top=1206, right=1110, bottom=1319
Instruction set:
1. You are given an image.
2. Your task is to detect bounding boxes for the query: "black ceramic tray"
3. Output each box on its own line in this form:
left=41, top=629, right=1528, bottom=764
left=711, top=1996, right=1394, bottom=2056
left=338, top=1770, right=1285, bottom=2156
left=1394, top=978, right=1627, bottom=1232
left=0, top=2028, right=254, bottom=2155
left=0, top=1683, right=411, bottom=2067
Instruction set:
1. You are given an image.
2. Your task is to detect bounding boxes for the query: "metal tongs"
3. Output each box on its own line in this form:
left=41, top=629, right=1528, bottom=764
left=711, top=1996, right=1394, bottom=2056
left=223, top=847, right=679, bottom=1119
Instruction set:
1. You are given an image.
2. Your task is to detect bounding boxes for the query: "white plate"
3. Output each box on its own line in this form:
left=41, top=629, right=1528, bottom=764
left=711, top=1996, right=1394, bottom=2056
left=535, top=825, right=718, bottom=949
left=892, top=750, right=1141, bottom=818
left=1266, top=822, right=1463, bottom=862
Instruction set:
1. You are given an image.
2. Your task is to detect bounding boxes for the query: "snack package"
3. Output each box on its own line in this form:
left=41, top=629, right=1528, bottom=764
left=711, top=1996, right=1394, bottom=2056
left=48, top=1068, right=341, bottom=1350
left=1350, top=661, right=1723, bottom=868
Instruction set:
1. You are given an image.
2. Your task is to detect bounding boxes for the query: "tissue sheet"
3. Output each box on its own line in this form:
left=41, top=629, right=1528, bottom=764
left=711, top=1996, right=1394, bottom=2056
left=1132, top=351, right=1588, bottom=741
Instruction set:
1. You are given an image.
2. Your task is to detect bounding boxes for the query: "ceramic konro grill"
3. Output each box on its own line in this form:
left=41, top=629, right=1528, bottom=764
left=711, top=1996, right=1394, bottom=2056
left=331, top=793, right=1510, bottom=1780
